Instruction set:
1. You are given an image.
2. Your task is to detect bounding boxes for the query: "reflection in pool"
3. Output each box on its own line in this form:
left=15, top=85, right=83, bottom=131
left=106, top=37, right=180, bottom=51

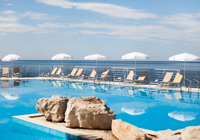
left=168, top=111, right=198, bottom=122
left=121, top=107, right=146, bottom=116
left=0, top=79, right=200, bottom=139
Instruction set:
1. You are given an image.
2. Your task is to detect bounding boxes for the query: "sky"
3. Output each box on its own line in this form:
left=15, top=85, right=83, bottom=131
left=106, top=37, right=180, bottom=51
left=0, top=0, right=200, bottom=60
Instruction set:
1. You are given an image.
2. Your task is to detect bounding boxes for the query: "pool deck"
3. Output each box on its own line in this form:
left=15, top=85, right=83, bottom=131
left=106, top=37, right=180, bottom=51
left=1, top=76, right=199, bottom=92
left=13, top=113, right=103, bottom=140
left=13, top=113, right=157, bottom=140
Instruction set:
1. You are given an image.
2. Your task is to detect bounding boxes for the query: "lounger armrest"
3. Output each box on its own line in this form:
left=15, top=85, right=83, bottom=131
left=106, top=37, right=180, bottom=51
left=185, top=79, right=192, bottom=88
left=193, top=79, right=199, bottom=84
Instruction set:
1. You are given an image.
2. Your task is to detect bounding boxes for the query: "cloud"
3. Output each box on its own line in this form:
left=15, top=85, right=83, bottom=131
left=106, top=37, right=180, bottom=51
left=158, top=13, right=200, bottom=28
left=22, top=12, right=60, bottom=20
left=0, top=11, right=60, bottom=22
left=0, top=23, right=36, bottom=32
left=36, top=21, right=200, bottom=44
left=37, top=22, right=67, bottom=28
left=0, top=15, right=19, bottom=22
left=1, top=10, right=16, bottom=15
left=7, top=3, right=12, bottom=6
left=0, top=22, right=53, bottom=34
left=36, top=0, right=157, bottom=19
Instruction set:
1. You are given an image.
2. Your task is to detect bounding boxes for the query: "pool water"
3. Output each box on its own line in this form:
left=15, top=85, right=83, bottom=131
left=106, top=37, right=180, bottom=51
left=0, top=79, right=200, bottom=139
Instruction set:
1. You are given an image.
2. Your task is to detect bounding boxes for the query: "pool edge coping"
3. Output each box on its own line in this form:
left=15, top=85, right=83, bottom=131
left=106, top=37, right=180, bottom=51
left=12, top=113, right=102, bottom=140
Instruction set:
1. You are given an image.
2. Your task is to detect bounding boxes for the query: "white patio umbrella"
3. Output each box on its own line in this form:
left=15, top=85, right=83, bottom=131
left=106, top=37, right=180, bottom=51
left=2, top=54, right=22, bottom=61
left=52, top=53, right=73, bottom=66
left=2, top=54, right=22, bottom=76
left=122, top=52, right=150, bottom=78
left=169, top=53, right=200, bottom=85
left=168, top=111, right=197, bottom=122
left=84, top=54, right=109, bottom=68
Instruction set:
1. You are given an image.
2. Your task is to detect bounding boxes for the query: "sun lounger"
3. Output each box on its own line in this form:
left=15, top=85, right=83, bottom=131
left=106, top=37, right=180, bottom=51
left=2, top=67, right=9, bottom=77
left=43, top=67, right=58, bottom=77
left=133, top=71, right=148, bottom=84
left=63, top=68, right=78, bottom=78
left=115, top=71, right=135, bottom=84
left=168, top=73, right=183, bottom=87
left=13, top=67, right=22, bottom=77
left=54, top=68, right=63, bottom=77
left=74, top=68, right=83, bottom=78
left=96, top=69, right=110, bottom=82
left=150, top=72, right=173, bottom=87
left=82, top=69, right=98, bottom=81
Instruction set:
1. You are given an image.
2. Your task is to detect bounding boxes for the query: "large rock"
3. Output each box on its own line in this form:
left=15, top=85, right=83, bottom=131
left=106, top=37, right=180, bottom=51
left=181, top=126, right=200, bottom=140
left=112, top=119, right=151, bottom=140
left=65, top=96, right=116, bottom=129
left=36, top=97, right=70, bottom=122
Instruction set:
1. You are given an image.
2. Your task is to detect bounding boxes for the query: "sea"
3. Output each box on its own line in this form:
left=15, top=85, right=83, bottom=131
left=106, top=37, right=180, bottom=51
left=0, top=60, right=200, bottom=70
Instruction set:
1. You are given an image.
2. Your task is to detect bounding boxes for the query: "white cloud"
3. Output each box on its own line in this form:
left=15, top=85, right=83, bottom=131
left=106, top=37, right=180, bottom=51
left=0, top=15, right=19, bottom=22
left=36, top=0, right=157, bottom=19
left=158, top=13, right=200, bottom=28
left=0, top=32, right=6, bottom=35
left=0, top=11, right=60, bottom=22
left=79, top=22, right=200, bottom=43
left=7, top=3, right=12, bottom=6
left=1, top=10, right=16, bottom=15
left=0, top=23, right=36, bottom=32
left=37, top=22, right=67, bottom=28
left=22, top=12, right=60, bottom=20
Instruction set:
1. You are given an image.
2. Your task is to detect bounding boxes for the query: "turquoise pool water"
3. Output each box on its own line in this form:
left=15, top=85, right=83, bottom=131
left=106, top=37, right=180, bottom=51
left=0, top=79, right=200, bottom=139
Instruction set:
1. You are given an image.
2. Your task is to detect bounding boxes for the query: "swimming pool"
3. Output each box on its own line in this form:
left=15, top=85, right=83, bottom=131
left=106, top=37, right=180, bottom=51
left=0, top=79, right=200, bottom=139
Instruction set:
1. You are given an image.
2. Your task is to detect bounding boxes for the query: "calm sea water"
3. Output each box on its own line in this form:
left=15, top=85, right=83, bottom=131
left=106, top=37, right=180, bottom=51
left=0, top=60, right=200, bottom=70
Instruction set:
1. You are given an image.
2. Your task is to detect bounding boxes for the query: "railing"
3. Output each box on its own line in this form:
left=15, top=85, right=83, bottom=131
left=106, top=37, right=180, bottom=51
left=0, top=65, right=200, bottom=89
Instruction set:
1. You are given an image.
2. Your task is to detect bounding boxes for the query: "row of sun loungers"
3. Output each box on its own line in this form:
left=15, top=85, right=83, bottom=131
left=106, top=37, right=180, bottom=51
left=1, top=67, right=22, bottom=77
left=39, top=67, right=184, bottom=88
left=149, top=72, right=184, bottom=88
left=0, top=66, right=185, bottom=88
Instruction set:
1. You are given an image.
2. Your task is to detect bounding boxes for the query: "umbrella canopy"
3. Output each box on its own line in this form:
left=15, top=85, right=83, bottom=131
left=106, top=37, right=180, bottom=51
left=122, top=52, right=150, bottom=60
left=168, top=111, right=197, bottom=122
left=122, top=52, right=150, bottom=77
left=2, top=54, right=22, bottom=61
left=2, top=93, right=21, bottom=100
left=169, top=53, right=200, bottom=61
left=84, top=54, right=109, bottom=60
left=169, top=53, right=200, bottom=85
left=51, top=53, right=73, bottom=60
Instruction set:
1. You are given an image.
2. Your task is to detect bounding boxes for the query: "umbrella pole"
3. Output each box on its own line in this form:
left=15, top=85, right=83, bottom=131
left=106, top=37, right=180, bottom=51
left=135, top=58, right=136, bottom=79
left=184, top=60, right=186, bottom=86
left=11, top=60, right=13, bottom=77
left=96, top=59, right=97, bottom=69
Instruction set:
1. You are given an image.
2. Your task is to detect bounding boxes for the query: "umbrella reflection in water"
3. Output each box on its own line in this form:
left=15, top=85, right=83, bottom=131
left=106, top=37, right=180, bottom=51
left=121, top=107, right=146, bottom=116
left=2, top=92, right=21, bottom=100
left=168, top=111, right=198, bottom=122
